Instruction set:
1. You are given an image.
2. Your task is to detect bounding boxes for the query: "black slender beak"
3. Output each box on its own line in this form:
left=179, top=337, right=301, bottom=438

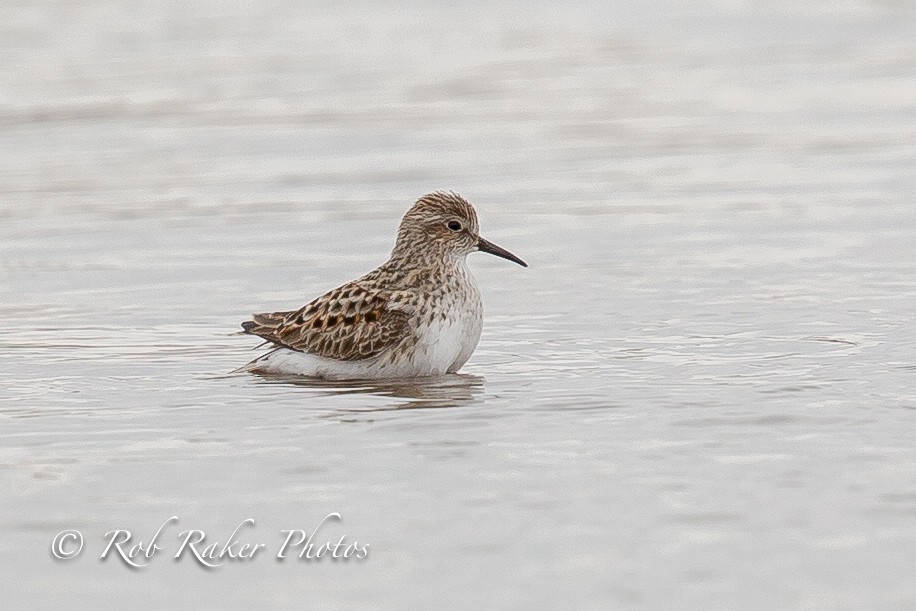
left=476, top=236, right=528, bottom=267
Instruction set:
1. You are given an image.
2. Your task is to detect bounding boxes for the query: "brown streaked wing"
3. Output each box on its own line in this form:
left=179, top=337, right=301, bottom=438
left=241, top=283, right=414, bottom=362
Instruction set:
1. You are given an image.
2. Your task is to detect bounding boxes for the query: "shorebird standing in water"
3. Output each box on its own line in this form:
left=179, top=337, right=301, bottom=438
left=239, top=192, right=527, bottom=379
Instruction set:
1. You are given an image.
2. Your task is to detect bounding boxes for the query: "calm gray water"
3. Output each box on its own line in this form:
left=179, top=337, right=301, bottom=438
left=2, top=1, right=916, bottom=608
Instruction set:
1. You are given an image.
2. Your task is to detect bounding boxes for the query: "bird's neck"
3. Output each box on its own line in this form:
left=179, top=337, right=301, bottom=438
left=383, top=250, right=470, bottom=291
left=388, top=245, right=463, bottom=271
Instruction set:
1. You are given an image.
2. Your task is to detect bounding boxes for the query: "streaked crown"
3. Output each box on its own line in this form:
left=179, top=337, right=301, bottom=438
left=402, top=191, right=479, bottom=233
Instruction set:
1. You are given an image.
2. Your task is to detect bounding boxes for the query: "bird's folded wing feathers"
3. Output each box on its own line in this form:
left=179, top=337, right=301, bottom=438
left=241, top=283, right=415, bottom=362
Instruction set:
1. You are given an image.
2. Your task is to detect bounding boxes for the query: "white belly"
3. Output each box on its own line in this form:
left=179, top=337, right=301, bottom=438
left=415, top=306, right=483, bottom=375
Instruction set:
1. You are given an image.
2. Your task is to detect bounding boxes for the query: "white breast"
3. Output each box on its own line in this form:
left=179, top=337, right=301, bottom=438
left=414, top=304, right=482, bottom=375
left=389, top=268, right=483, bottom=376
left=430, top=261, right=483, bottom=374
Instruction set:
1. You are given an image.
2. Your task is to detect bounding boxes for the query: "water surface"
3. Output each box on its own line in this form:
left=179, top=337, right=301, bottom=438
left=2, top=1, right=916, bottom=608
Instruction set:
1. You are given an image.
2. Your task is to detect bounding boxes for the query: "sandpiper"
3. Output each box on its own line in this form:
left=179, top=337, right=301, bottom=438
left=239, top=192, right=527, bottom=379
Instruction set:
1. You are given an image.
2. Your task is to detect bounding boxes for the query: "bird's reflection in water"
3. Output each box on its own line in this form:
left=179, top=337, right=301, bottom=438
left=248, top=372, right=485, bottom=411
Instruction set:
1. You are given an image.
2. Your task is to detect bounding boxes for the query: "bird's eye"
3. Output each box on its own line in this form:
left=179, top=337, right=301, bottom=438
left=447, top=220, right=462, bottom=232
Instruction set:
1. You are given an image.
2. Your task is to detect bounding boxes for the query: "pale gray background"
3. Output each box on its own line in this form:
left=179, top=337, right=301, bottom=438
left=2, top=1, right=916, bottom=609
